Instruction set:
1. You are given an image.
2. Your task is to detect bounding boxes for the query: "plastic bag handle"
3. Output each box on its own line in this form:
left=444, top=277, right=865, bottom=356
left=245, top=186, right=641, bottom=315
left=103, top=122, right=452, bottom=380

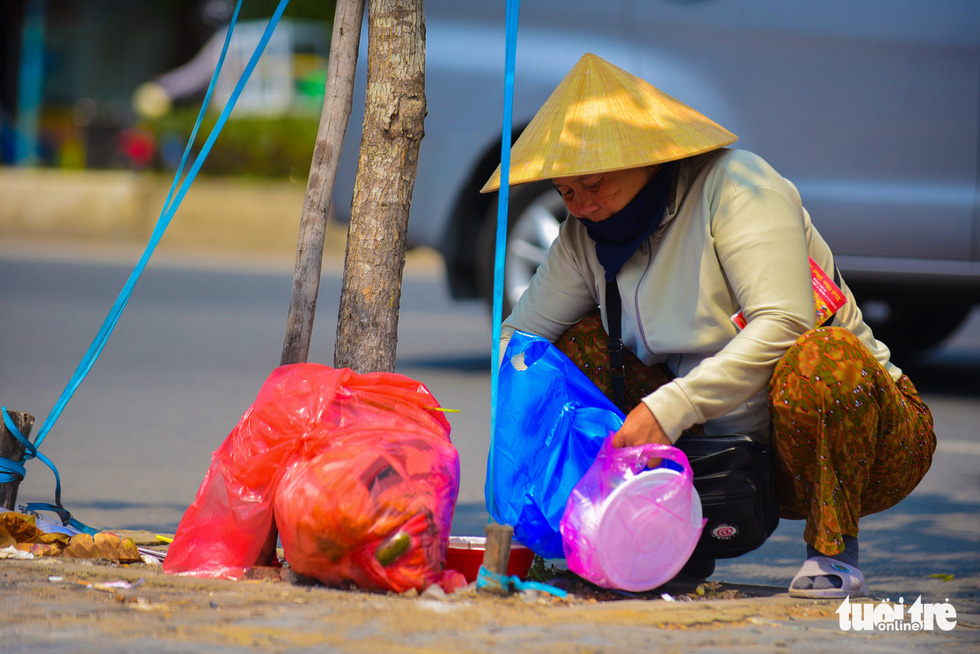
left=598, top=434, right=692, bottom=479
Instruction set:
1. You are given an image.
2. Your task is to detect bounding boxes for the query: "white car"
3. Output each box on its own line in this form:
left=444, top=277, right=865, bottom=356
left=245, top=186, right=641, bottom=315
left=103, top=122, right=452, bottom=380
left=333, top=0, right=980, bottom=358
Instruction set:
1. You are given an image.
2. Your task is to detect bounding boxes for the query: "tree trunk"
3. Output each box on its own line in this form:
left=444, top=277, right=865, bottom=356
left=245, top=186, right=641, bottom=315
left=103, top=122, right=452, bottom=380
left=334, top=0, right=426, bottom=373
left=280, top=0, right=366, bottom=366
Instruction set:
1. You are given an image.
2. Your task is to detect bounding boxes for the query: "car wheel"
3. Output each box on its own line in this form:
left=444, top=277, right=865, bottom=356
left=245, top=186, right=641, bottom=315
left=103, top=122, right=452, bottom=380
left=856, top=296, right=972, bottom=363
left=476, top=181, right=565, bottom=316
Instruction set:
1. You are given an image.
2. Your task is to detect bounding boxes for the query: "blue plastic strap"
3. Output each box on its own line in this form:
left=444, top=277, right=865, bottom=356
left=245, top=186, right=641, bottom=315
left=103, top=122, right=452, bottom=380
left=1, top=406, right=38, bottom=483
left=1, top=407, right=97, bottom=534
left=1, top=4, right=240, bottom=522
left=11, top=0, right=290, bottom=531
left=32, top=0, right=288, bottom=452
left=0, top=408, right=28, bottom=481
left=0, top=457, right=27, bottom=482
left=19, top=503, right=98, bottom=536
left=477, top=565, right=568, bottom=598
left=488, top=0, right=521, bottom=521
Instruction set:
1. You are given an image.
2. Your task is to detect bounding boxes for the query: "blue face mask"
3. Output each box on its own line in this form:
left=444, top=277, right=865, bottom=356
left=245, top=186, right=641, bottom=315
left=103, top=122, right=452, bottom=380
left=578, top=162, right=676, bottom=281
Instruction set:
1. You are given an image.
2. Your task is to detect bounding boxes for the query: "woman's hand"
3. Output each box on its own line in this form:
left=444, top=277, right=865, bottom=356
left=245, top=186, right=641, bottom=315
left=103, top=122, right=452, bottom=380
left=612, top=403, right=672, bottom=467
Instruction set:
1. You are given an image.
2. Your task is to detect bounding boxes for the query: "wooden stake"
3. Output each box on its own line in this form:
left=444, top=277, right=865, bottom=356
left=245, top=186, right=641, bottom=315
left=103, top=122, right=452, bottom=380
left=259, top=0, right=365, bottom=569
left=0, top=410, right=35, bottom=510
left=280, top=0, right=366, bottom=366
left=480, top=523, right=514, bottom=594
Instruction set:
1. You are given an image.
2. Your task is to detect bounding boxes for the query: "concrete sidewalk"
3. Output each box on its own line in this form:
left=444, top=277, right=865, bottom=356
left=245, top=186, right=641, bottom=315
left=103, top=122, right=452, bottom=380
left=0, top=167, right=346, bottom=263
left=2, top=548, right=977, bottom=654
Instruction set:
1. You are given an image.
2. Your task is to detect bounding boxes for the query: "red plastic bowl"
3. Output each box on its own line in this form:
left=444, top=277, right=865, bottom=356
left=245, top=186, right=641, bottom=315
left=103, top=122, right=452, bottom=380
left=445, top=536, right=536, bottom=582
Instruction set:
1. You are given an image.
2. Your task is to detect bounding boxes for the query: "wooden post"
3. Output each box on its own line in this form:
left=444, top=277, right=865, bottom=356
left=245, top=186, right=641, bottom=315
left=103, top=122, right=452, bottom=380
left=280, top=0, right=366, bottom=366
left=480, top=523, right=514, bottom=594
left=258, top=0, right=365, bottom=569
left=0, top=410, right=35, bottom=510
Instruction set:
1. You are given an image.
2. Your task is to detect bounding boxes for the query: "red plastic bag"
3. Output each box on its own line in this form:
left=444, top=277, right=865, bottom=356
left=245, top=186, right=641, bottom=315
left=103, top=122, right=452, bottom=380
left=163, top=364, right=460, bottom=593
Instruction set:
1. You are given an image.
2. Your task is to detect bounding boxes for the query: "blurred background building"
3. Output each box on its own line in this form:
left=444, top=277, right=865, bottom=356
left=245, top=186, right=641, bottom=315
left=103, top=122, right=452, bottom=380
left=0, top=0, right=333, bottom=176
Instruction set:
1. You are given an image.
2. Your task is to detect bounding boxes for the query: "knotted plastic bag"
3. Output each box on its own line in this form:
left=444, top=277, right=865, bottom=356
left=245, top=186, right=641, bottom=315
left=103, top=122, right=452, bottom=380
left=163, top=363, right=460, bottom=593
left=560, top=437, right=705, bottom=591
left=486, top=331, right=623, bottom=559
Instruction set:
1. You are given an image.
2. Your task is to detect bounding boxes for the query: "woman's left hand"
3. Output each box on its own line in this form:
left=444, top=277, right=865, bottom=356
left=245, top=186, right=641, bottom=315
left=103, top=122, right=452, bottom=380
left=612, top=403, right=672, bottom=467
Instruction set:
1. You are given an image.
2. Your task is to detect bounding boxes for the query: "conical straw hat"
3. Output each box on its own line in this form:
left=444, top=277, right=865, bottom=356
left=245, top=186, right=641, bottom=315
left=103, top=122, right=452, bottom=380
left=481, top=53, right=737, bottom=193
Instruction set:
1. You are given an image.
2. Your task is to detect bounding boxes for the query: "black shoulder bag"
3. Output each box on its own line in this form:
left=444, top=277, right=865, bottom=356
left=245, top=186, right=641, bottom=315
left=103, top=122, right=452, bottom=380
left=605, top=279, right=779, bottom=559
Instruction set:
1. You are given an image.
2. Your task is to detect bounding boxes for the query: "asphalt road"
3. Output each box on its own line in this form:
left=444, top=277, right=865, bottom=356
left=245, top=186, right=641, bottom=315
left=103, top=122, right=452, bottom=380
left=2, top=244, right=978, bottom=611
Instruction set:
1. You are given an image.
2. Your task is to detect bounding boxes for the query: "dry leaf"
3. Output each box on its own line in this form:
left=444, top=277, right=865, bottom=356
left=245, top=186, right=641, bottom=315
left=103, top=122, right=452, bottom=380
left=0, top=524, right=16, bottom=549
left=38, top=531, right=71, bottom=547
left=0, top=512, right=43, bottom=543
left=63, top=532, right=142, bottom=563
left=63, top=533, right=100, bottom=559
left=1, top=514, right=141, bottom=562
left=94, top=533, right=142, bottom=563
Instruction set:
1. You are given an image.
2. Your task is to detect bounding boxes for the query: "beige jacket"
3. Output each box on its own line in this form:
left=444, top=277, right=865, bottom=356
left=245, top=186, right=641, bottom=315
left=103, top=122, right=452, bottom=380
left=501, top=148, right=899, bottom=442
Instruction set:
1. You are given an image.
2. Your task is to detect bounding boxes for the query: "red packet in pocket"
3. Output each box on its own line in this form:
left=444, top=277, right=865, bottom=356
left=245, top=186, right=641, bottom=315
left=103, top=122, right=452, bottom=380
left=731, top=257, right=846, bottom=330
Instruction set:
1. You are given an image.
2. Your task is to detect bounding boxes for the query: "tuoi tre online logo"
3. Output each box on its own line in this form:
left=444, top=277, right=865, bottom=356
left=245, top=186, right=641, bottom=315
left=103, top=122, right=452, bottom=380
left=837, top=596, right=957, bottom=632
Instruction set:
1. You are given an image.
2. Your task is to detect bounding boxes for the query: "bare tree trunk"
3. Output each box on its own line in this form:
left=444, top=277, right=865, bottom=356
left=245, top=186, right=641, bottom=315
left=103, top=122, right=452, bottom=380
left=334, top=0, right=426, bottom=373
left=280, top=0, right=366, bottom=366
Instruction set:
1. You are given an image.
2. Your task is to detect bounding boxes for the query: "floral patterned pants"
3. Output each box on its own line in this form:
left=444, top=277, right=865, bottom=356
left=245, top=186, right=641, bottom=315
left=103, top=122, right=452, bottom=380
left=556, top=314, right=936, bottom=557
left=769, top=327, right=935, bottom=555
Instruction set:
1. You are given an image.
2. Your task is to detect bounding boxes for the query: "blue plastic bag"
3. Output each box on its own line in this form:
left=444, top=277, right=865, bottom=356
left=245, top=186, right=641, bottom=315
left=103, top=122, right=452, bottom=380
left=485, top=331, right=624, bottom=559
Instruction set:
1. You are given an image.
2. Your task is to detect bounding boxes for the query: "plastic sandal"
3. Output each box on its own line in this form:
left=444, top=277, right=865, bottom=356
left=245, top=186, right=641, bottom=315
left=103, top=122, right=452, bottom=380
left=788, top=556, right=871, bottom=599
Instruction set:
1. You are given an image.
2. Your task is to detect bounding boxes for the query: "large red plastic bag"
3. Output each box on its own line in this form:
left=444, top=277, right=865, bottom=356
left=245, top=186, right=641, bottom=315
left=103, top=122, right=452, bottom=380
left=486, top=331, right=623, bottom=559
left=560, top=437, right=705, bottom=591
left=163, top=363, right=460, bottom=593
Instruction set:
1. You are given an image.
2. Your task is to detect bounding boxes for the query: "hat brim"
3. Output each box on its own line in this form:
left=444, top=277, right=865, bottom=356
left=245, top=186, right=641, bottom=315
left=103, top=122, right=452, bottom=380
left=481, top=53, right=737, bottom=193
